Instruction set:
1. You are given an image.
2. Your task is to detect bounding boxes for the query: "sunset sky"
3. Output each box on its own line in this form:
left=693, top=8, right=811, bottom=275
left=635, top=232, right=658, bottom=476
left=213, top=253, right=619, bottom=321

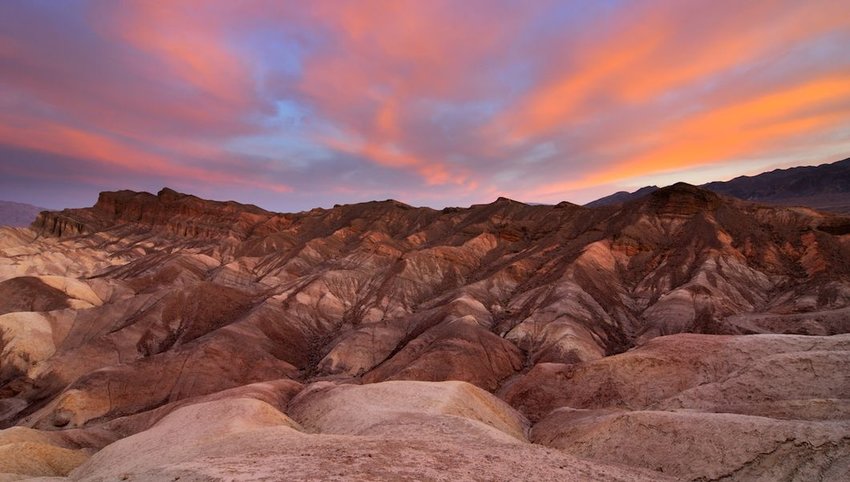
left=2, top=0, right=850, bottom=211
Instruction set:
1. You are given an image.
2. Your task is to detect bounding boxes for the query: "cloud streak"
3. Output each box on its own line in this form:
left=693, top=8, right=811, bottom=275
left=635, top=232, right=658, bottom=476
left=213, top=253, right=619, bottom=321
left=1, top=0, right=849, bottom=210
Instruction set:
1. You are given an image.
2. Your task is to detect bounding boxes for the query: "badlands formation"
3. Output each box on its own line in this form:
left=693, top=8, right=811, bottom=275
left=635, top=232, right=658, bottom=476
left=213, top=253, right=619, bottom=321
left=0, top=184, right=849, bottom=480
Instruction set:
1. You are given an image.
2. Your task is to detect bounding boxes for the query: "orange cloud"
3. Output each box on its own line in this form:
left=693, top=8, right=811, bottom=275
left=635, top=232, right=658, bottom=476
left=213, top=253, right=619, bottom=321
left=502, top=1, right=850, bottom=143
left=529, top=74, right=850, bottom=197
left=323, top=133, right=471, bottom=187
left=616, top=3, right=850, bottom=103
left=296, top=1, right=539, bottom=188
left=0, top=118, right=176, bottom=174
left=0, top=113, right=290, bottom=193
left=505, top=18, right=667, bottom=140
left=3, top=1, right=850, bottom=209
left=103, top=1, right=254, bottom=108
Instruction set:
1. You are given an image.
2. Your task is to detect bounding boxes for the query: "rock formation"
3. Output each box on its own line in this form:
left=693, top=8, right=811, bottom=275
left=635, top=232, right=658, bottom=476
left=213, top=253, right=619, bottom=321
left=1, top=183, right=849, bottom=480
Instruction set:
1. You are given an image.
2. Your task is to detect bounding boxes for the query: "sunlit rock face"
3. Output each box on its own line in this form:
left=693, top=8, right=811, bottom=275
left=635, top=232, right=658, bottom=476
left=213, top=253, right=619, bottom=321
left=1, top=184, right=850, bottom=480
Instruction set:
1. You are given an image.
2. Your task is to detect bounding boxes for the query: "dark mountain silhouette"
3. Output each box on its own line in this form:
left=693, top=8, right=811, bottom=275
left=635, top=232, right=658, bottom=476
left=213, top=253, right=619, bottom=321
left=587, top=157, right=850, bottom=214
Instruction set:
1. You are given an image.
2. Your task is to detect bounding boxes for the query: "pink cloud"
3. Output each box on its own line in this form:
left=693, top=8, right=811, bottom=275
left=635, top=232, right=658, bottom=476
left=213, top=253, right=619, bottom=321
left=1, top=0, right=849, bottom=209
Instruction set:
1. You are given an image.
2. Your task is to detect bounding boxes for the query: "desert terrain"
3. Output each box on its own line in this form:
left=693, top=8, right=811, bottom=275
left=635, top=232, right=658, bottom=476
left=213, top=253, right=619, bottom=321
left=0, top=184, right=849, bottom=480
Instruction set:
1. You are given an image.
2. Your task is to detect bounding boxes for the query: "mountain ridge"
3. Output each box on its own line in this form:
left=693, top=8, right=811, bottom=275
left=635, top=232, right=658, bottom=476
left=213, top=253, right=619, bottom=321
left=586, top=156, right=850, bottom=214
left=21, top=182, right=850, bottom=360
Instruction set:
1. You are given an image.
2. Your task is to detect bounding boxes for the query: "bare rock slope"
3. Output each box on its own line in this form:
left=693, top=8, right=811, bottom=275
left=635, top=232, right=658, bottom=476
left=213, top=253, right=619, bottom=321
left=0, top=184, right=849, bottom=479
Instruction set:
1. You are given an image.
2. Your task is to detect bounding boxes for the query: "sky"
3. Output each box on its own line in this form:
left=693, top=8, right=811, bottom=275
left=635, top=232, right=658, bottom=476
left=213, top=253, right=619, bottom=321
left=2, top=0, right=850, bottom=211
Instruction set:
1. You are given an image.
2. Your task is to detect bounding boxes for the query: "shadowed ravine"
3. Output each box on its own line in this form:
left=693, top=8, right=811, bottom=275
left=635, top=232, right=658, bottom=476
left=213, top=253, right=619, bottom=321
left=1, top=184, right=849, bottom=480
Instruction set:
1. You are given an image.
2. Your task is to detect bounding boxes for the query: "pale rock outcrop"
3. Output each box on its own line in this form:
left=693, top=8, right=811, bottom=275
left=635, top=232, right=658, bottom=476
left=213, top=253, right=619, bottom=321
left=288, top=380, right=528, bottom=441
left=532, top=409, right=850, bottom=480
left=0, top=427, right=89, bottom=479
left=69, top=385, right=664, bottom=481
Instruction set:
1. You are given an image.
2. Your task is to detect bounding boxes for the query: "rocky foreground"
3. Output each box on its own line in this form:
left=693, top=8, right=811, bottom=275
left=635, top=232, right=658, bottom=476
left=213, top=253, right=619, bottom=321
left=1, top=185, right=850, bottom=480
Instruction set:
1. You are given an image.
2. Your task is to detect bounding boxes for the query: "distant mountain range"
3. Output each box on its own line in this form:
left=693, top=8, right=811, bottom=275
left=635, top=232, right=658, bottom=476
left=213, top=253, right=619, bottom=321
left=587, top=157, right=850, bottom=214
left=0, top=200, right=45, bottom=226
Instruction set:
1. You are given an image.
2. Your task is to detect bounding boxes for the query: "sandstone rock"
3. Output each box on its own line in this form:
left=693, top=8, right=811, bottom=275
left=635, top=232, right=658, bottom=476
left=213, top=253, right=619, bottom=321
left=501, top=333, right=850, bottom=421
left=363, top=316, right=523, bottom=391
left=69, top=386, right=664, bottom=481
left=532, top=408, right=850, bottom=480
left=0, top=427, right=89, bottom=478
left=288, top=380, right=528, bottom=441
